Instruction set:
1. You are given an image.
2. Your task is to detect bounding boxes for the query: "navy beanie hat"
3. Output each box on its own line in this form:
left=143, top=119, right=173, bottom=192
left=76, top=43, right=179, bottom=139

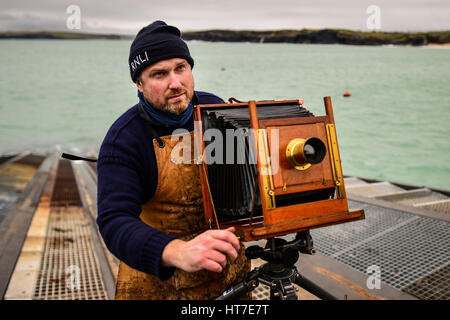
left=129, top=20, right=194, bottom=82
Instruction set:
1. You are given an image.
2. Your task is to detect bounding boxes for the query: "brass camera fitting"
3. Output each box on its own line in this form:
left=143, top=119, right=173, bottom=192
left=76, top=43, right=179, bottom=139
left=286, top=137, right=326, bottom=170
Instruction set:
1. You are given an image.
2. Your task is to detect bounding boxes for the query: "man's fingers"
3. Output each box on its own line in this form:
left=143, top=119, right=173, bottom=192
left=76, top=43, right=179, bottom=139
left=211, top=239, right=239, bottom=262
left=202, top=259, right=223, bottom=273
left=174, top=229, right=241, bottom=273
left=296, top=98, right=309, bottom=110
left=203, top=229, right=240, bottom=262
left=210, top=229, right=240, bottom=252
left=205, top=250, right=228, bottom=269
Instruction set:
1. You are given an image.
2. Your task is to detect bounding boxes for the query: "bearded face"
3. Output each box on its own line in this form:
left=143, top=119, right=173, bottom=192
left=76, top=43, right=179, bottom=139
left=137, top=58, right=195, bottom=115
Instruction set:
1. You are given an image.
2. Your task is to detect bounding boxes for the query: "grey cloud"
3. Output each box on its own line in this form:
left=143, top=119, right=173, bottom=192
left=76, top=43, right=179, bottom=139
left=0, top=0, right=448, bottom=34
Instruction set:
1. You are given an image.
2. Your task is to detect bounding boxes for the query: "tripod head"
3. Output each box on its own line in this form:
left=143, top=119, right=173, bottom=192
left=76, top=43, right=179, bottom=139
left=245, top=230, right=316, bottom=266
left=216, top=231, right=322, bottom=300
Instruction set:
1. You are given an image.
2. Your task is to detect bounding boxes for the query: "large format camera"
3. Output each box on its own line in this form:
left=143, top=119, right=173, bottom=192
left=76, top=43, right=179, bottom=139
left=194, top=97, right=365, bottom=241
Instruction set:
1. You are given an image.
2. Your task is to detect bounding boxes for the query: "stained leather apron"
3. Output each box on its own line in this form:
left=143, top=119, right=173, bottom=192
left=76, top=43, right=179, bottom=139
left=114, top=131, right=250, bottom=299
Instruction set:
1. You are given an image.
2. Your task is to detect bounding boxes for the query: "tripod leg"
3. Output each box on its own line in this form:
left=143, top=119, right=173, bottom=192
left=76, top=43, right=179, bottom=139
left=216, top=279, right=258, bottom=300
left=270, top=279, right=298, bottom=300
left=216, top=270, right=260, bottom=300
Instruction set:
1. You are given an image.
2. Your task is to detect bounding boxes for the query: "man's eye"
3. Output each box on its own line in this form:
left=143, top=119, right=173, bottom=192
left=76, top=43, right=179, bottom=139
left=177, top=65, right=186, bottom=71
left=153, top=72, right=165, bottom=78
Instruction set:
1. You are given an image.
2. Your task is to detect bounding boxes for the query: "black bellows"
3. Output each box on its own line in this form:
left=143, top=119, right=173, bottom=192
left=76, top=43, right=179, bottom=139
left=200, top=103, right=313, bottom=220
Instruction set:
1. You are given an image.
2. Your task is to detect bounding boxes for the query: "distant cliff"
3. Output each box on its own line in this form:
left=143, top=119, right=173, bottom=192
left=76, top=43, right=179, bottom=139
left=182, top=29, right=450, bottom=46
left=1, top=29, right=449, bottom=46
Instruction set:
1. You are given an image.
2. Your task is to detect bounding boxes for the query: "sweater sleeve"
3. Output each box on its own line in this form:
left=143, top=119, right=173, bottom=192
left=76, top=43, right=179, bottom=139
left=96, top=118, right=177, bottom=280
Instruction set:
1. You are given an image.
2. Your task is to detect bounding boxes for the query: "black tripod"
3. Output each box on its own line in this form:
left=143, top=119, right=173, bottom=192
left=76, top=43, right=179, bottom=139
left=216, top=231, right=338, bottom=300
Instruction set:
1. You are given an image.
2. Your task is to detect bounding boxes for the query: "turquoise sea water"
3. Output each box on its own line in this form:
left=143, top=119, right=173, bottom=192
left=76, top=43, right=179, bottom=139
left=0, top=40, right=449, bottom=190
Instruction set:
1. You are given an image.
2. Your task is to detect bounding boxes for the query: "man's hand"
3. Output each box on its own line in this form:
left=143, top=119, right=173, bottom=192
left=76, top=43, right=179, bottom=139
left=161, top=227, right=240, bottom=273
left=283, top=98, right=308, bottom=110
left=296, top=97, right=308, bottom=110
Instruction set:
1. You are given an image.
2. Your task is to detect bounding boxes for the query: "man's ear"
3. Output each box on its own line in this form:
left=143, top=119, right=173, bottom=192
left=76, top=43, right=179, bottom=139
left=136, top=78, right=143, bottom=93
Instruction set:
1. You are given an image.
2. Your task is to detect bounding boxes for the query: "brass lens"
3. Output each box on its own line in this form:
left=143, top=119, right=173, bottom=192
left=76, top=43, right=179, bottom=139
left=286, top=137, right=326, bottom=170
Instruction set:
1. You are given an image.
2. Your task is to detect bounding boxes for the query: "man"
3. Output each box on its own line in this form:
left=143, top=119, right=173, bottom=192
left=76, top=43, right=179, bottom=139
left=96, top=21, right=250, bottom=299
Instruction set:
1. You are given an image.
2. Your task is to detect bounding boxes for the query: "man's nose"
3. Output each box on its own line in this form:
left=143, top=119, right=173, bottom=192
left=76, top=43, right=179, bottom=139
left=168, top=72, right=182, bottom=89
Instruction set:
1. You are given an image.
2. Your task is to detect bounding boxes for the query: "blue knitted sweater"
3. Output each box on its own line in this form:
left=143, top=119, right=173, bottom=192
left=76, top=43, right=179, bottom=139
left=96, top=91, right=223, bottom=280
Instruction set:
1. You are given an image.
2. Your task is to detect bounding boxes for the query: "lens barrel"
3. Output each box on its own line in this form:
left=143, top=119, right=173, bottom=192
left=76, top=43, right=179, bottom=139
left=286, top=137, right=326, bottom=170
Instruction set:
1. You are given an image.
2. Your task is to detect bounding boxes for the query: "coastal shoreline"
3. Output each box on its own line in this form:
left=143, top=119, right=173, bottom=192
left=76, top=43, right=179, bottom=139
left=1, top=29, right=449, bottom=46
left=426, top=43, right=450, bottom=47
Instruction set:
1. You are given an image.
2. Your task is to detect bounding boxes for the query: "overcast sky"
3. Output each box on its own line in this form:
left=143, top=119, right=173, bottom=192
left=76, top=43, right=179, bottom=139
left=1, top=0, right=449, bottom=34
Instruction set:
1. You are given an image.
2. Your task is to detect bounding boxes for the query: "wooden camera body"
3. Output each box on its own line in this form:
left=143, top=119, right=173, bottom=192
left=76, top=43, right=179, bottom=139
left=194, top=96, right=365, bottom=241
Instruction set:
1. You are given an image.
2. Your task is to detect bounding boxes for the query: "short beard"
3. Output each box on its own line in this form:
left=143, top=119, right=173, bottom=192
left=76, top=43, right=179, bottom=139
left=159, top=100, right=187, bottom=115
left=157, top=89, right=193, bottom=115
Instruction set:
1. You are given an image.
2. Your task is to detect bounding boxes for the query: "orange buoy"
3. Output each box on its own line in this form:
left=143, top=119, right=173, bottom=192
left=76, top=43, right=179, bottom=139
left=343, top=92, right=351, bottom=97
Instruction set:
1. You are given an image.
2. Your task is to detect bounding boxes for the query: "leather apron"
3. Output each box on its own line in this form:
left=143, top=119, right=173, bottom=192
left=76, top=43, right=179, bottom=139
left=114, top=131, right=250, bottom=300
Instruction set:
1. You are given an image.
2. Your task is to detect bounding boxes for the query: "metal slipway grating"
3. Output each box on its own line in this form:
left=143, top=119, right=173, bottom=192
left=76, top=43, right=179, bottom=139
left=33, top=160, right=107, bottom=300
left=309, top=200, right=450, bottom=296
left=403, top=264, right=450, bottom=300
left=252, top=284, right=271, bottom=300
left=33, top=206, right=107, bottom=300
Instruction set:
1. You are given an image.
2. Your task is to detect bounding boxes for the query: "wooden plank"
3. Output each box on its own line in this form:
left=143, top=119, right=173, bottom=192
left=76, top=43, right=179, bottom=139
left=0, top=152, right=31, bottom=170
left=265, top=198, right=349, bottom=225
left=0, top=154, right=58, bottom=299
left=247, top=209, right=365, bottom=240
left=4, top=155, right=58, bottom=299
